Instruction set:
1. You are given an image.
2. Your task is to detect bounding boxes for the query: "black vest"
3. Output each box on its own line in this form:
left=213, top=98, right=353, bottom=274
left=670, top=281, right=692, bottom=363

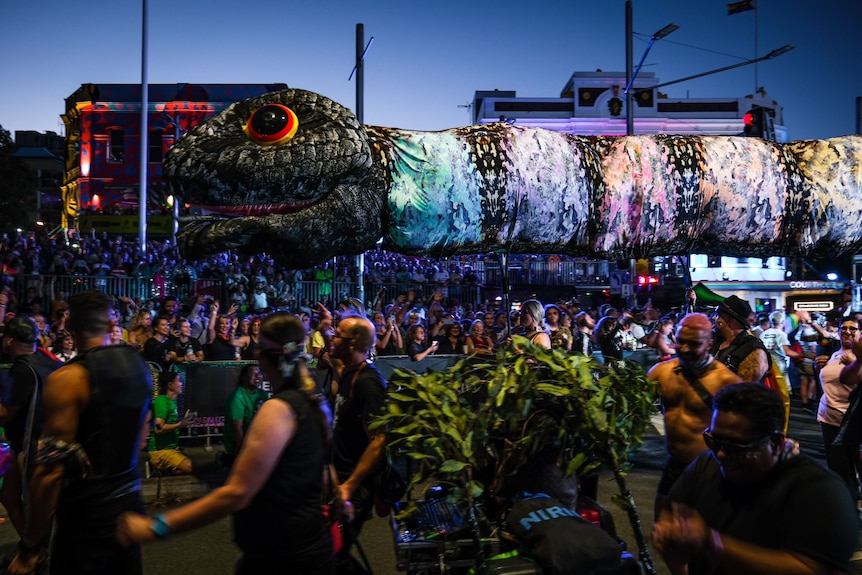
left=63, top=346, right=152, bottom=503
left=714, top=331, right=772, bottom=382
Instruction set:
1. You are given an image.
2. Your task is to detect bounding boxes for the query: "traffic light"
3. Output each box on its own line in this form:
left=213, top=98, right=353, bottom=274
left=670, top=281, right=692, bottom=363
left=743, top=107, right=765, bottom=137
left=743, top=106, right=775, bottom=140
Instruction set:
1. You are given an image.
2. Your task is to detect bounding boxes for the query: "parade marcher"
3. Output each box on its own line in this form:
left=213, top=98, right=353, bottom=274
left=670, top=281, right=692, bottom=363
left=647, top=313, right=741, bottom=520
left=330, top=314, right=390, bottom=565
left=9, top=290, right=152, bottom=575
left=654, top=383, right=857, bottom=575
left=0, top=317, right=63, bottom=538
left=712, top=295, right=770, bottom=383
left=117, top=312, right=334, bottom=575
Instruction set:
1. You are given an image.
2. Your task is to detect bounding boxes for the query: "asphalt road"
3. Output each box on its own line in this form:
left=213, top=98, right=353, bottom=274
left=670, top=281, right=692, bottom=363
left=0, top=397, right=855, bottom=574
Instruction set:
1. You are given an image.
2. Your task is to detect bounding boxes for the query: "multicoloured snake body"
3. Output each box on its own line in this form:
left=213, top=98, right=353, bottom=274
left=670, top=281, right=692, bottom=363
left=164, top=88, right=862, bottom=268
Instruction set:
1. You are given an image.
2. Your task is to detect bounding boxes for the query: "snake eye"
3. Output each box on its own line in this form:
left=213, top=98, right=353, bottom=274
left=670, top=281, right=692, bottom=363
left=243, top=104, right=299, bottom=145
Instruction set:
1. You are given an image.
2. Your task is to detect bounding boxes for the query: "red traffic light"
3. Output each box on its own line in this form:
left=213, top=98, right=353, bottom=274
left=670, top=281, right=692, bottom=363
left=743, top=107, right=770, bottom=138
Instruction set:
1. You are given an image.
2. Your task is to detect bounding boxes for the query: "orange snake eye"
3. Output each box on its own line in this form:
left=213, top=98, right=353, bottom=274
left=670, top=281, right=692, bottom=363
left=243, top=104, right=298, bottom=145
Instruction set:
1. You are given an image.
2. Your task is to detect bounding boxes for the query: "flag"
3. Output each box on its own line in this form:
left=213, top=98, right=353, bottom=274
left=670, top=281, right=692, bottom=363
left=727, top=0, right=756, bottom=15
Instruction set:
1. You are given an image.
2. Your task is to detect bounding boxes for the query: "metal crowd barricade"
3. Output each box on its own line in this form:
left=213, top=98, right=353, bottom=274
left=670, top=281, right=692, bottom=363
left=13, top=275, right=227, bottom=313
left=170, top=356, right=467, bottom=447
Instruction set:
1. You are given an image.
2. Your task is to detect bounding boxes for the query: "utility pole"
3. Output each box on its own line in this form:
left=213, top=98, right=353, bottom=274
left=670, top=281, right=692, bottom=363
left=349, top=23, right=374, bottom=308
left=138, top=0, right=149, bottom=255
left=625, top=0, right=634, bottom=136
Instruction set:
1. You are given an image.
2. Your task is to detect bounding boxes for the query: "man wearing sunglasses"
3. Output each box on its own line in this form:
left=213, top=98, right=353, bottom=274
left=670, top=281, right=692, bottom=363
left=654, top=383, right=857, bottom=575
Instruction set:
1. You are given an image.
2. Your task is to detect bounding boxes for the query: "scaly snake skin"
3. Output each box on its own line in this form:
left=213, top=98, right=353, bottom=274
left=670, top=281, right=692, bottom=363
left=164, top=88, right=862, bottom=269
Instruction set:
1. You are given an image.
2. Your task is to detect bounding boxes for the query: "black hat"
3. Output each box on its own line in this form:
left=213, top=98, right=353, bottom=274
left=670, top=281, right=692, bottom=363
left=717, top=295, right=752, bottom=326
left=4, top=316, right=38, bottom=344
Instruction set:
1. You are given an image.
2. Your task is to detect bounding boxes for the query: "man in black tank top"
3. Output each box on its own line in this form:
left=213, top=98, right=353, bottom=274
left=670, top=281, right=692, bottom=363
left=10, top=290, right=152, bottom=575
left=712, top=295, right=770, bottom=382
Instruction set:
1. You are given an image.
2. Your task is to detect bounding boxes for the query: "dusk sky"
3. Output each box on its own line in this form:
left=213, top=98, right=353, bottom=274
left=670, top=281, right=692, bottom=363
left=2, top=0, right=860, bottom=142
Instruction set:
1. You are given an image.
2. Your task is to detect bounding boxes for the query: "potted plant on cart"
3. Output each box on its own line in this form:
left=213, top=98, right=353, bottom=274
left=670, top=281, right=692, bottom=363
left=372, top=337, right=659, bottom=574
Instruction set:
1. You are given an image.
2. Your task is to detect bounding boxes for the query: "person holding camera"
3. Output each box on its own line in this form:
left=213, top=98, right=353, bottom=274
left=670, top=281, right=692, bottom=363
left=148, top=371, right=196, bottom=476
left=407, top=325, right=438, bottom=361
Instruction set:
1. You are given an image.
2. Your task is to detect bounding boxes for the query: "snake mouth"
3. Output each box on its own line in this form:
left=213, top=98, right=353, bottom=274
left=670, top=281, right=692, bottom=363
left=188, top=198, right=323, bottom=217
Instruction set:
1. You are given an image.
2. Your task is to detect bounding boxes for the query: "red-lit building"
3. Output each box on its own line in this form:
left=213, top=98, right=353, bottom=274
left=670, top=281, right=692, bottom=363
left=61, top=83, right=287, bottom=235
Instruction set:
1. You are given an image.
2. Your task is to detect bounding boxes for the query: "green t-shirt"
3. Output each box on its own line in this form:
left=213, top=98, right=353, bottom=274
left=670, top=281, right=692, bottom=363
left=222, top=387, right=269, bottom=455
left=149, top=394, right=180, bottom=451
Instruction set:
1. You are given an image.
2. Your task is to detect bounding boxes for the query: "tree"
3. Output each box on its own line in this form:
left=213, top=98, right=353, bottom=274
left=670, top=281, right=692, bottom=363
left=0, top=124, right=38, bottom=234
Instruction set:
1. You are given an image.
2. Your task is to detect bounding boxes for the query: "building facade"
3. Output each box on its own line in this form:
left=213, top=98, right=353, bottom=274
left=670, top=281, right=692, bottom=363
left=10, top=130, right=65, bottom=227
left=473, top=71, right=785, bottom=140
left=61, top=83, right=287, bottom=235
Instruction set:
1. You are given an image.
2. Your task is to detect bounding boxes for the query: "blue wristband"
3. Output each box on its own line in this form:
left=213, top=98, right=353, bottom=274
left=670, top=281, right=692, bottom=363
left=151, top=514, right=171, bottom=540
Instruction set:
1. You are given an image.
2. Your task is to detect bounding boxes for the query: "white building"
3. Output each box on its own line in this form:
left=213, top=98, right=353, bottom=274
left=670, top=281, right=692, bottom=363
left=473, top=71, right=786, bottom=141
left=471, top=71, right=850, bottom=313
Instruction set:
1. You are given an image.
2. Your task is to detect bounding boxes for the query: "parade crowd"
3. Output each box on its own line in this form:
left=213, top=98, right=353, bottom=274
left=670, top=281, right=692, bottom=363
left=0, top=226, right=859, bottom=574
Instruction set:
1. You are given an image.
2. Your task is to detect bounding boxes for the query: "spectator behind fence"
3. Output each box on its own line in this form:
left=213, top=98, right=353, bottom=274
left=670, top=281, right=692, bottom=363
left=117, top=312, right=335, bottom=574
left=465, top=319, right=495, bottom=356
left=109, top=324, right=128, bottom=346
left=237, top=316, right=263, bottom=360
left=545, top=303, right=572, bottom=352
left=407, top=324, right=438, bottom=361
left=436, top=322, right=466, bottom=355
left=53, top=333, right=78, bottom=363
left=373, top=311, right=403, bottom=356
left=142, top=316, right=172, bottom=370
left=127, top=309, right=153, bottom=351
left=572, top=311, right=596, bottom=356
left=220, top=364, right=269, bottom=469
left=148, top=371, right=196, bottom=476
left=206, top=301, right=242, bottom=361
left=593, top=315, right=624, bottom=362
left=166, top=318, right=205, bottom=365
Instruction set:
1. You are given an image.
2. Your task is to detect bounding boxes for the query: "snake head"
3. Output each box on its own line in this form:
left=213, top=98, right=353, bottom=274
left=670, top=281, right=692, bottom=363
left=164, top=89, right=386, bottom=268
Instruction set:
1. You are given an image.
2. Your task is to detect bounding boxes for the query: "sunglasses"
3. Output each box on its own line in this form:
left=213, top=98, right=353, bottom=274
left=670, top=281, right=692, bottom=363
left=702, top=429, right=774, bottom=458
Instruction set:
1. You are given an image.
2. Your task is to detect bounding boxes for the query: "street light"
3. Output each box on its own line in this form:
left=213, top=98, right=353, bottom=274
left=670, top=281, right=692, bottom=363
left=625, top=1, right=679, bottom=135
left=637, top=44, right=795, bottom=93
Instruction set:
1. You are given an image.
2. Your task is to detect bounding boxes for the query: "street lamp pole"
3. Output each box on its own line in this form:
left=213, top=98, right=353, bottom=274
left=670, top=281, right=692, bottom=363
left=624, top=0, right=679, bottom=135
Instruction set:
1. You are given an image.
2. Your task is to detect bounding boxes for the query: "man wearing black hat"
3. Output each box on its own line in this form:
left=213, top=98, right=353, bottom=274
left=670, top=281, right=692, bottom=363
left=713, top=295, right=770, bottom=383
left=0, top=316, right=63, bottom=538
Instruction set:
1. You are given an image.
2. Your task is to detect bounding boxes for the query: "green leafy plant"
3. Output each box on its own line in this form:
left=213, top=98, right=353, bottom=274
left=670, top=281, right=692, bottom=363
left=372, top=336, right=659, bottom=571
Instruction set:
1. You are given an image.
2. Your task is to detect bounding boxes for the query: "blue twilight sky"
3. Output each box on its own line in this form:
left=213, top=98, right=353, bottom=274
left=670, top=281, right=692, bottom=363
left=1, top=0, right=860, bottom=142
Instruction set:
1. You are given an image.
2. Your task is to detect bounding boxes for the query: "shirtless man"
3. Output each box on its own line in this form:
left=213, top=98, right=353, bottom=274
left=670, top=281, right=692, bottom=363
left=648, top=313, right=741, bottom=519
